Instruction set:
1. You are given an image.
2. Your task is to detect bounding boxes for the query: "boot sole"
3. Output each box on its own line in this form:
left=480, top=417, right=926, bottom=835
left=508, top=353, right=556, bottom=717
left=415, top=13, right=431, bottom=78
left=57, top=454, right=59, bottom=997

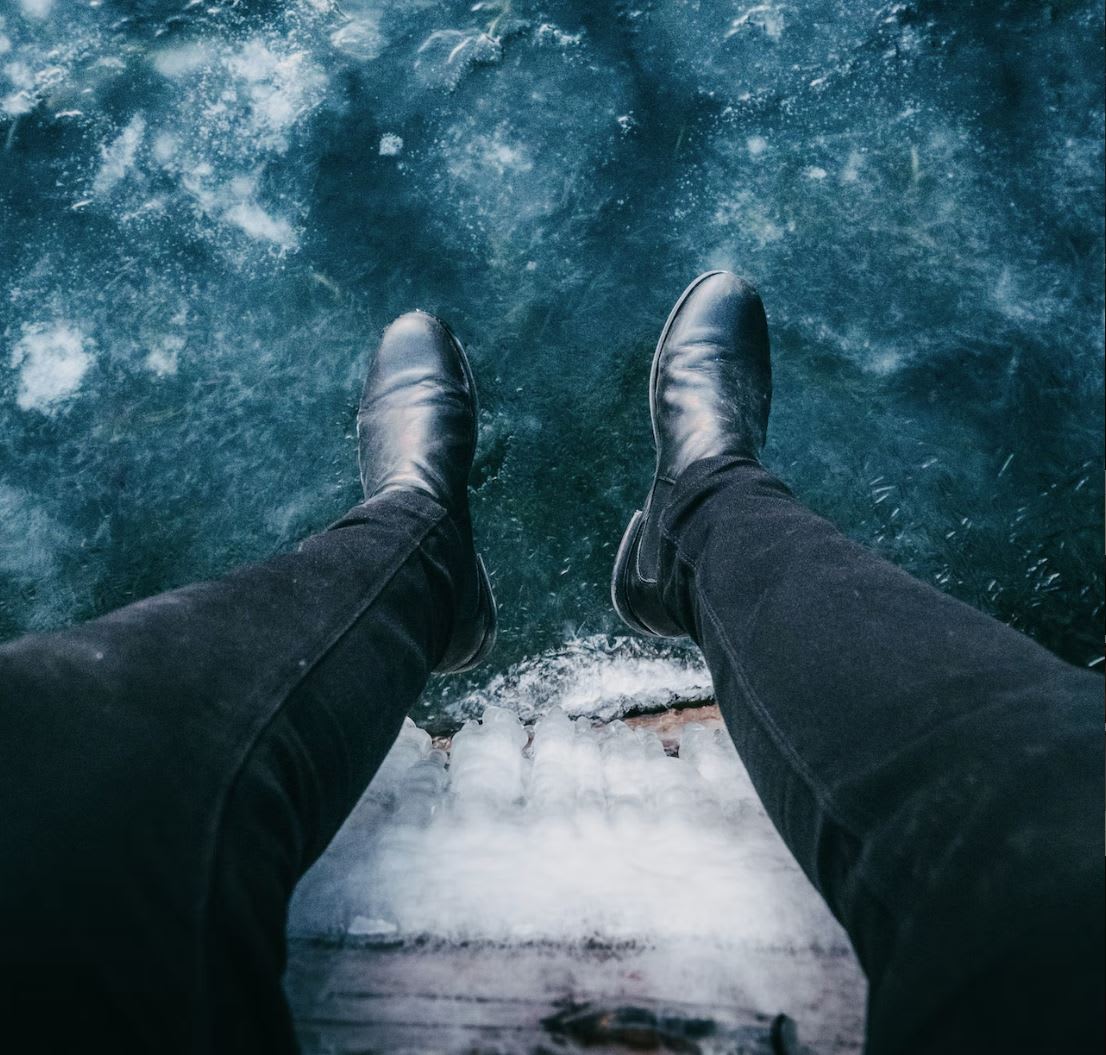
left=611, top=508, right=657, bottom=636
left=610, top=271, right=725, bottom=637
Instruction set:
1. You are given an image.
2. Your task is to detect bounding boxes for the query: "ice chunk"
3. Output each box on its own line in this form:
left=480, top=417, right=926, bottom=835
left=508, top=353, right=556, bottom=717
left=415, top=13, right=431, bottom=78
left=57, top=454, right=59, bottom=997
left=449, top=636, right=712, bottom=727
left=725, top=4, right=784, bottom=41
left=449, top=706, right=528, bottom=811
left=144, top=335, right=183, bottom=377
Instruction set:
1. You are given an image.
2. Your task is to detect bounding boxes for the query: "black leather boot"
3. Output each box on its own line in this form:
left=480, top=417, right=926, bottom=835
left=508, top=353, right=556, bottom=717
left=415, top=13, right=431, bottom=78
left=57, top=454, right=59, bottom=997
left=358, top=310, right=497, bottom=672
left=611, top=271, right=772, bottom=637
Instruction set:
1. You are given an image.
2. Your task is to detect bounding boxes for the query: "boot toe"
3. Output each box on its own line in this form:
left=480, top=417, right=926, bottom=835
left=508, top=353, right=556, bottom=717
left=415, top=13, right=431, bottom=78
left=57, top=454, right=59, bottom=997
left=665, top=271, right=766, bottom=351
left=376, top=311, right=466, bottom=381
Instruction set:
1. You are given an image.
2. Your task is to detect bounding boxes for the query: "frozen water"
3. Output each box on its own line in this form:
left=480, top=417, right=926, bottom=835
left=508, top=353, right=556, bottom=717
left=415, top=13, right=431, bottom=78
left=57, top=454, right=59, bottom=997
left=0, top=1, right=1103, bottom=713
left=289, top=712, right=853, bottom=953
left=430, top=634, right=712, bottom=730
left=287, top=705, right=867, bottom=1041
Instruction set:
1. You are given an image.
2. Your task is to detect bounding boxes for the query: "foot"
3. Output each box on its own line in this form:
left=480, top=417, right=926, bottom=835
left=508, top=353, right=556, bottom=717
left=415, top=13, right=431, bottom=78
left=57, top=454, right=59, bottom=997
left=611, top=271, right=772, bottom=637
left=358, top=310, right=497, bottom=672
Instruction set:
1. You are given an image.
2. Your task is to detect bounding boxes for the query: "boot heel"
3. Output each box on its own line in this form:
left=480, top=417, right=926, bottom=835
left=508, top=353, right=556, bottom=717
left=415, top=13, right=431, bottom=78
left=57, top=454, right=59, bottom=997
left=611, top=510, right=655, bottom=637
left=439, top=554, right=498, bottom=674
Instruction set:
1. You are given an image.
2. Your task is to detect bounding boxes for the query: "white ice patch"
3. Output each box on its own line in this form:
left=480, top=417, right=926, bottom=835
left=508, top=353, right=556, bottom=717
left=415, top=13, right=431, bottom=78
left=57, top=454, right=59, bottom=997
left=151, top=43, right=211, bottom=79
left=223, top=200, right=298, bottom=249
left=1, top=89, right=30, bottom=115
left=226, top=40, right=325, bottom=152
left=9, top=322, right=92, bottom=413
left=93, top=114, right=145, bottom=195
left=144, top=334, right=183, bottom=377
left=0, top=485, right=89, bottom=631
left=290, top=708, right=852, bottom=955
left=841, top=148, right=865, bottom=183
left=18, top=0, right=54, bottom=19
left=150, top=36, right=325, bottom=253
left=0, top=484, right=68, bottom=582
left=179, top=168, right=299, bottom=251
left=378, top=132, right=403, bottom=157
left=867, top=349, right=903, bottom=376
left=3, top=50, right=70, bottom=115
left=713, top=193, right=789, bottom=246
left=446, top=131, right=534, bottom=188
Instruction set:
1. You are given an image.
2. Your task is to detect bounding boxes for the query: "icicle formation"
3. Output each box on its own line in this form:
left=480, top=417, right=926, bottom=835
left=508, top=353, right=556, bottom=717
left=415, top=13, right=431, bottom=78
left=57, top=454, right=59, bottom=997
left=289, top=708, right=849, bottom=951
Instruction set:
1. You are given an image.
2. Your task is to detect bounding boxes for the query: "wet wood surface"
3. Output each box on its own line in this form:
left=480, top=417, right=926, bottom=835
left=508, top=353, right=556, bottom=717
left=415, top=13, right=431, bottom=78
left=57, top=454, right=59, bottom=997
left=286, top=937, right=864, bottom=1055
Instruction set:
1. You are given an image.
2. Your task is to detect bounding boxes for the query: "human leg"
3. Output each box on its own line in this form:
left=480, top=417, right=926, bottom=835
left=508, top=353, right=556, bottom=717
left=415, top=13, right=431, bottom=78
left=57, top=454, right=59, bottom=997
left=0, top=311, right=495, bottom=1053
left=612, top=272, right=1103, bottom=1052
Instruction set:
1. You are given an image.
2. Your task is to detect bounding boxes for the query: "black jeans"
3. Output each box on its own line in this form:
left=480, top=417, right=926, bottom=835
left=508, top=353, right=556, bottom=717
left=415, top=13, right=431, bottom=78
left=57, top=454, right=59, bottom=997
left=0, top=489, right=465, bottom=1053
left=0, top=464, right=1100, bottom=1053
left=656, top=457, right=1102, bottom=1054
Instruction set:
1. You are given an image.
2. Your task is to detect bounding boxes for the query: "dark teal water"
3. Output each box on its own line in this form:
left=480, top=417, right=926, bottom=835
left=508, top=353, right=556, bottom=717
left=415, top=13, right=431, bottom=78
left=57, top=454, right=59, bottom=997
left=1, top=0, right=1102, bottom=719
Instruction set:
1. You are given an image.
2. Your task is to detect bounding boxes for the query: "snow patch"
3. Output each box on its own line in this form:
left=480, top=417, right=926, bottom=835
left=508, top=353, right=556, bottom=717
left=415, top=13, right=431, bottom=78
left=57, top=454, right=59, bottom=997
left=9, top=323, right=92, bottom=413
left=378, top=132, right=403, bottom=157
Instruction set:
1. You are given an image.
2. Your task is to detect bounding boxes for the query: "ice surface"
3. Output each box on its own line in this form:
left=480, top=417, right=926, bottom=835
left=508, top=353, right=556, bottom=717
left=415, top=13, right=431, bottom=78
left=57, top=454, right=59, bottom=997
left=289, top=711, right=851, bottom=953
left=1, top=1, right=1103, bottom=697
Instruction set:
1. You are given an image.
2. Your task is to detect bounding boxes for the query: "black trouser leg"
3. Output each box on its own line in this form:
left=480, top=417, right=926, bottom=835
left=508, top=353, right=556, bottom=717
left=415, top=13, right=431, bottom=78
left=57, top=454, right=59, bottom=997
left=0, top=489, right=464, bottom=1054
left=654, top=456, right=1102, bottom=1054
